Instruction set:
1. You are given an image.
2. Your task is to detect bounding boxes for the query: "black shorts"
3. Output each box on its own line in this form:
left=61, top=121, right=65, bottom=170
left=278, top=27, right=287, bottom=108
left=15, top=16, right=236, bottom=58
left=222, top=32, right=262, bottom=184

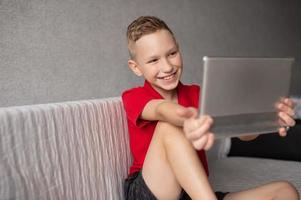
left=124, top=171, right=229, bottom=200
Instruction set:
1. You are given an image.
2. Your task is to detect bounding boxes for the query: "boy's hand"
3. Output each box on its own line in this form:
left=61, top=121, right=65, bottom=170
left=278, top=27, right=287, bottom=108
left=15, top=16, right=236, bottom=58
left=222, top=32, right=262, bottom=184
left=177, top=107, right=215, bottom=151
left=238, top=98, right=295, bottom=141
left=276, top=98, right=296, bottom=137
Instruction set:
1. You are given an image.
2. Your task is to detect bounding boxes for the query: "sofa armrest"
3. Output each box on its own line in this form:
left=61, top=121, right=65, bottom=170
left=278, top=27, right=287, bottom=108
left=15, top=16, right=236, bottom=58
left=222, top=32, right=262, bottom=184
left=0, top=97, right=131, bottom=200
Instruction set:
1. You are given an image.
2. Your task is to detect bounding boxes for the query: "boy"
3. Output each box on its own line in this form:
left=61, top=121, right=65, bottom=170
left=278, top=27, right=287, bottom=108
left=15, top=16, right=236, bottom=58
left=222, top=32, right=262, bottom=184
left=122, top=16, right=299, bottom=200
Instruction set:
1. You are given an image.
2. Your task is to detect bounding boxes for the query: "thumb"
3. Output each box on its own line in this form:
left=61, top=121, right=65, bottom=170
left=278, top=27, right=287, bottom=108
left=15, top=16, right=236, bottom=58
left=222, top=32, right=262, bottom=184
left=176, top=107, right=198, bottom=119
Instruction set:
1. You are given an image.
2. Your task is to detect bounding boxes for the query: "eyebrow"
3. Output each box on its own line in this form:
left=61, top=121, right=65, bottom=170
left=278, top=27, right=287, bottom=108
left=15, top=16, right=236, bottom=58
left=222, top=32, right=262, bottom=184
left=145, top=46, right=178, bottom=62
left=166, top=46, right=178, bottom=54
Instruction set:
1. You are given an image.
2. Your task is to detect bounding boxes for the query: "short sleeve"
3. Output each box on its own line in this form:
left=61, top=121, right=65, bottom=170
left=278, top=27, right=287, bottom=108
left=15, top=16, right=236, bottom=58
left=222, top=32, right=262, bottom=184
left=122, top=88, right=155, bottom=127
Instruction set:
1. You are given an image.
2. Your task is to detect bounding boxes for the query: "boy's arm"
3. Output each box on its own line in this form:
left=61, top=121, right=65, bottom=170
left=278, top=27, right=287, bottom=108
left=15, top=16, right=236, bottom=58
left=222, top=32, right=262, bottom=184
left=141, top=99, right=215, bottom=150
left=141, top=99, right=192, bottom=127
left=239, top=98, right=296, bottom=141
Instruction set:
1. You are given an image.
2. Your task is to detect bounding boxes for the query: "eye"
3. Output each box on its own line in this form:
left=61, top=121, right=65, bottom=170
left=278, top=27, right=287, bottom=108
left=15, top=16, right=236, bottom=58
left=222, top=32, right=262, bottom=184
left=147, top=58, right=158, bottom=64
left=169, top=50, right=178, bottom=57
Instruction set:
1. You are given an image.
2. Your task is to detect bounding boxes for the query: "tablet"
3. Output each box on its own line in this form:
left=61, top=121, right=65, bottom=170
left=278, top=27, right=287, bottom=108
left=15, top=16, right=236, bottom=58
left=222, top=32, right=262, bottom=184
left=200, top=57, right=294, bottom=139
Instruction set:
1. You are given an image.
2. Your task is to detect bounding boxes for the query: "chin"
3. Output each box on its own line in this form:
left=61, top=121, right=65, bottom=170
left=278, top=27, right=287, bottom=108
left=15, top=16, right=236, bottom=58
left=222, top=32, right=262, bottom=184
left=158, top=80, right=179, bottom=91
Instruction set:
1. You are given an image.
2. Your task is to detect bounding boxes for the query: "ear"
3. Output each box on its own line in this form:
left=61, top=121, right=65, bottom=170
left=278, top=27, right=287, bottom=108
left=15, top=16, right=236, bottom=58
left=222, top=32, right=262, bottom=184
left=128, top=59, right=143, bottom=77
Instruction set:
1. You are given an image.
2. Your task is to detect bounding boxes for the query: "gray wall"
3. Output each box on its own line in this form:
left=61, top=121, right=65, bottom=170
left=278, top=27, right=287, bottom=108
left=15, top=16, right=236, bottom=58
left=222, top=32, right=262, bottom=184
left=1, top=0, right=300, bottom=107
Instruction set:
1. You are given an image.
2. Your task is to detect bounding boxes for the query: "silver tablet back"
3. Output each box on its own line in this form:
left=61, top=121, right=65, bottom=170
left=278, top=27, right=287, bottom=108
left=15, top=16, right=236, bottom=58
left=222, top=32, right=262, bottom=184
left=200, top=57, right=294, bottom=139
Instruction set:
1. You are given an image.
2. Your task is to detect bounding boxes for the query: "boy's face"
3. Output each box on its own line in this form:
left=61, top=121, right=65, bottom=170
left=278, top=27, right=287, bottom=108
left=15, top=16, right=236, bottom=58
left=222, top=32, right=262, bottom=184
left=128, top=29, right=183, bottom=97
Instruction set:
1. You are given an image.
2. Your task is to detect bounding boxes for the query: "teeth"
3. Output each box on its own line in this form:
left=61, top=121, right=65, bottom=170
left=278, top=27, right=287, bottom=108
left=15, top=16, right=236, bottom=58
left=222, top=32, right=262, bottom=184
left=164, top=74, right=173, bottom=80
left=160, top=72, right=176, bottom=80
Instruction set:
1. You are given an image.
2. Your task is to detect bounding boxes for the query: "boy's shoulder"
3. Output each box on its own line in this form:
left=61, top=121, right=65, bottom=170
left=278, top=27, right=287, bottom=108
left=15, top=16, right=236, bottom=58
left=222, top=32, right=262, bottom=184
left=122, top=85, right=145, bottom=98
left=121, top=84, right=153, bottom=106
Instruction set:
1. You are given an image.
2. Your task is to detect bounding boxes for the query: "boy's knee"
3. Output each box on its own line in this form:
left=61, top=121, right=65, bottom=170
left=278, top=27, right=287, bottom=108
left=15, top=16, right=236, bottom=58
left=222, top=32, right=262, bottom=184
left=155, top=121, right=182, bottom=136
left=154, top=121, right=186, bottom=143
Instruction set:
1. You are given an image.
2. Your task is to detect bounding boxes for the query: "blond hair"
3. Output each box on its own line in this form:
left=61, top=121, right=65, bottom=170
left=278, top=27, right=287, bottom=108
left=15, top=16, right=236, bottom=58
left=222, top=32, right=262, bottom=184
left=126, top=16, right=175, bottom=59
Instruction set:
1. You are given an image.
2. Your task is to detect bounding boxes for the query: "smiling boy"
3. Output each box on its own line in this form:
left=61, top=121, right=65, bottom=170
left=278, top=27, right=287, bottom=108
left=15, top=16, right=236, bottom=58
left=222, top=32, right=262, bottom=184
left=122, top=16, right=299, bottom=200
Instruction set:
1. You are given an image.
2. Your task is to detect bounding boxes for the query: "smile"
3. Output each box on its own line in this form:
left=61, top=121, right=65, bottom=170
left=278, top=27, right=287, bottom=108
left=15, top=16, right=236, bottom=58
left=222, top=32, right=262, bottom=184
left=158, top=71, right=177, bottom=80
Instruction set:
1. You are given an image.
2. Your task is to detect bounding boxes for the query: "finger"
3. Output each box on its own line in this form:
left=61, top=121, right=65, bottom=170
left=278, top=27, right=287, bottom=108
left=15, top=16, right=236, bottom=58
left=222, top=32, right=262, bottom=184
left=186, top=125, right=207, bottom=140
left=194, top=116, right=213, bottom=132
left=197, top=116, right=213, bottom=127
left=284, top=98, right=294, bottom=107
left=278, top=127, right=287, bottom=137
left=277, top=103, right=295, bottom=117
left=204, top=133, right=215, bottom=151
left=184, top=115, right=211, bottom=133
left=277, top=97, right=293, bottom=108
left=184, top=117, right=205, bottom=133
left=278, top=112, right=296, bottom=127
left=185, top=117, right=213, bottom=140
left=192, top=135, right=208, bottom=150
left=277, top=118, right=286, bottom=127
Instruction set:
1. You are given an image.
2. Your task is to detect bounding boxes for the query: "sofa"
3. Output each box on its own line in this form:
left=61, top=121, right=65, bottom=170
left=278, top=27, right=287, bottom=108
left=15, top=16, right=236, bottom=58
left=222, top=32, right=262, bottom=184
left=0, top=97, right=300, bottom=200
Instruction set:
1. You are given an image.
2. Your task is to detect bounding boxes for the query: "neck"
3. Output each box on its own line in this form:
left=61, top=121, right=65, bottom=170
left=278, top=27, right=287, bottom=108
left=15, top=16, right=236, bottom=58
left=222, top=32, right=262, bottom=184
left=157, top=88, right=178, bottom=102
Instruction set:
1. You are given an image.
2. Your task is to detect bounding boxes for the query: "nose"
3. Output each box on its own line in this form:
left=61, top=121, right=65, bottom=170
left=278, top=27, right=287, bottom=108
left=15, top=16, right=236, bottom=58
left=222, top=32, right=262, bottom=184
left=161, top=58, right=173, bottom=73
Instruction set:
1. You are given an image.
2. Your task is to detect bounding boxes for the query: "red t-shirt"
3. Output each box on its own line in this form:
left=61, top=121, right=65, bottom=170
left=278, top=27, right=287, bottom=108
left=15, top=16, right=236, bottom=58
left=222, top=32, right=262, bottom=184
left=122, top=81, right=209, bottom=176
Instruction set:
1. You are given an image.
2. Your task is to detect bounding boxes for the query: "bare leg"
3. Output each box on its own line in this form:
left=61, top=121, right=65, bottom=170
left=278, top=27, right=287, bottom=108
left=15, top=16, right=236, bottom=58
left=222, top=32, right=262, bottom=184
left=142, top=121, right=216, bottom=200
left=225, top=181, right=299, bottom=200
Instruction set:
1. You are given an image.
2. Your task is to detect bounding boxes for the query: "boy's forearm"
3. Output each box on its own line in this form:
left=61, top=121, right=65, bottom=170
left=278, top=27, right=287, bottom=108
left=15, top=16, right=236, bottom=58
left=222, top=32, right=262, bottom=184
left=141, top=100, right=196, bottom=127
left=156, top=101, right=187, bottom=127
